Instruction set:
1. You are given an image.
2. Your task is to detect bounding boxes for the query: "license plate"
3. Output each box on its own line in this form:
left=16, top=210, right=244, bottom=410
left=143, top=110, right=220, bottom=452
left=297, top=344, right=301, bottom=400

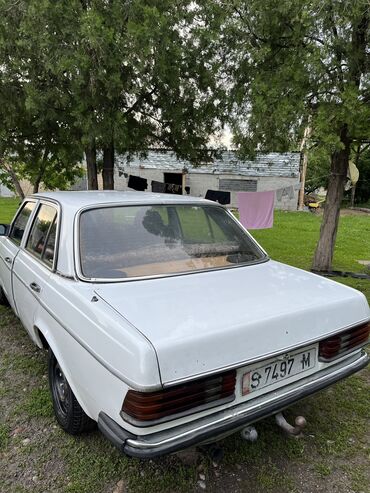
left=242, top=347, right=317, bottom=395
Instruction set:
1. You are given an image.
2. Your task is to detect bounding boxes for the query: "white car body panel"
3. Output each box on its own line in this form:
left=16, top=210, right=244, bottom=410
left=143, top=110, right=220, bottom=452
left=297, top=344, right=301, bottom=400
left=0, top=235, right=20, bottom=312
left=95, top=259, right=369, bottom=384
left=33, top=272, right=162, bottom=390
left=12, top=250, right=52, bottom=342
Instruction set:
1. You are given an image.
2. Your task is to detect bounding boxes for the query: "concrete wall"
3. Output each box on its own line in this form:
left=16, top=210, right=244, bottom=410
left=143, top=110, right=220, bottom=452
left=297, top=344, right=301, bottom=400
left=111, top=167, right=299, bottom=210
left=0, top=180, right=46, bottom=198
left=0, top=184, right=15, bottom=197
left=2, top=168, right=298, bottom=211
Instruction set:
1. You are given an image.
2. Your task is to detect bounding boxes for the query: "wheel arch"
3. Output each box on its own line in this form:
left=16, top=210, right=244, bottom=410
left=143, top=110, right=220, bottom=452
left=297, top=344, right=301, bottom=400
left=34, top=325, right=49, bottom=349
left=33, top=321, right=94, bottom=420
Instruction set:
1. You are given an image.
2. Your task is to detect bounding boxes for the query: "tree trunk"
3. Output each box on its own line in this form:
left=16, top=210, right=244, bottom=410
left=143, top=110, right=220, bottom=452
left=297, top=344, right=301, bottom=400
left=312, top=126, right=351, bottom=271
left=33, top=148, right=49, bottom=194
left=85, top=141, right=98, bottom=190
left=350, top=183, right=356, bottom=208
left=102, top=140, right=115, bottom=190
left=33, top=178, right=41, bottom=194
left=1, top=161, right=25, bottom=200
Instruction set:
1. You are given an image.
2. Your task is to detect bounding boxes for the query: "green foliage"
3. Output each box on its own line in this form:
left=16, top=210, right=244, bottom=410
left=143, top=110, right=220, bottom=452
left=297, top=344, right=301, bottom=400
left=352, top=147, right=370, bottom=204
left=206, top=0, right=370, bottom=270
left=216, top=0, right=370, bottom=157
left=0, top=0, right=225, bottom=184
left=306, top=144, right=370, bottom=200
left=0, top=0, right=84, bottom=193
left=305, top=146, right=331, bottom=193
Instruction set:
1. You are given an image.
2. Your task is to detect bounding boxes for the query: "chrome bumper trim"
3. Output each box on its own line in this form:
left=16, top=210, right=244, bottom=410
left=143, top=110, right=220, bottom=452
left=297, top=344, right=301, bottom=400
left=98, top=351, right=369, bottom=458
left=124, top=351, right=368, bottom=456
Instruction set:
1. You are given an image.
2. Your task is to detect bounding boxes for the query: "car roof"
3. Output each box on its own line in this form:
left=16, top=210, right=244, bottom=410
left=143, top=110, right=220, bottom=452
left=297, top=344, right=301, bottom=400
left=31, top=191, right=210, bottom=210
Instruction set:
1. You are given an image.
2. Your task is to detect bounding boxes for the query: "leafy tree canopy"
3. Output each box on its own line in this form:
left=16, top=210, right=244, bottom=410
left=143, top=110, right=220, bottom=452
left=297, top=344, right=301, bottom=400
left=1, top=0, right=225, bottom=192
left=202, top=0, right=369, bottom=270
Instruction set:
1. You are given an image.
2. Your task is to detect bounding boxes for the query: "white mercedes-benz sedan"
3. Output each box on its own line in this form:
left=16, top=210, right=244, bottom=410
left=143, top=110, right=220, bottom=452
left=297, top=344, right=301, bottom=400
left=0, top=191, right=368, bottom=458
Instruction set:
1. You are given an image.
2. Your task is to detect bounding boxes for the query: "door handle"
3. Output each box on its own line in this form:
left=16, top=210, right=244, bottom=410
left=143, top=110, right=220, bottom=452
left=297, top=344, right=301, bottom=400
left=4, top=257, right=12, bottom=264
left=30, top=282, right=41, bottom=293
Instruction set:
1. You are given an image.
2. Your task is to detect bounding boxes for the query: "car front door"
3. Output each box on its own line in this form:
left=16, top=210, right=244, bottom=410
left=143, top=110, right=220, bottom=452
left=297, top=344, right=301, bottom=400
left=12, top=201, right=59, bottom=341
left=0, top=201, right=37, bottom=310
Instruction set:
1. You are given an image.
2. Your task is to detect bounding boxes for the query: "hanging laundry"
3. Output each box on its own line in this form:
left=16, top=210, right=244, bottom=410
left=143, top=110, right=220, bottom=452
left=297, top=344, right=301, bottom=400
left=348, top=161, right=359, bottom=185
left=205, top=190, right=231, bottom=205
left=151, top=180, right=166, bottom=193
left=128, top=175, right=148, bottom=191
left=237, top=191, right=275, bottom=229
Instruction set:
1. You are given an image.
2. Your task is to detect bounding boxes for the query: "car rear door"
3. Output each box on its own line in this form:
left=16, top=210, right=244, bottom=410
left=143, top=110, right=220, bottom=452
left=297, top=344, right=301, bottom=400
left=12, top=201, right=59, bottom=341
left=0, top=201, right=37, bottom=310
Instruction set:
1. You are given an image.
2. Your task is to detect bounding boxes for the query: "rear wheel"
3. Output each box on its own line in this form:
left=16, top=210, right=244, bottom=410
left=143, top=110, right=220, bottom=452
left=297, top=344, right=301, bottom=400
left=48, top=349, right=95, bottom=434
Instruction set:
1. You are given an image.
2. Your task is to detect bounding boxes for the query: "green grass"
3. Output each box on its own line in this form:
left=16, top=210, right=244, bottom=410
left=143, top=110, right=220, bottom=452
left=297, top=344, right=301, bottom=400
left=0, top=423, right=10, bottom=451
left=17, top=386, right=54, bottom=418
left=256, top=462, right=295, bottom=490
left=251, top=210, right=370, bottom=273
left=0, top=197, right=21, bottom=223
left=314, top=463, right=332, bottom=477
left=0, top=197, right=369, bottom=493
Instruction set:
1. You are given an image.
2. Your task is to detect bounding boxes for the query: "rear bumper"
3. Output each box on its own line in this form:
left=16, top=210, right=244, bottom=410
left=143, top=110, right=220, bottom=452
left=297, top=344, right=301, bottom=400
left=98, top=350, right=369, bottom=458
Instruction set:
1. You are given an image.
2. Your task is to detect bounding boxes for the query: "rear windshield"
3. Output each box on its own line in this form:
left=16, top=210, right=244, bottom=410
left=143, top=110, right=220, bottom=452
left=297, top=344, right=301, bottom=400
left=79, top=204, right=266, bottom=280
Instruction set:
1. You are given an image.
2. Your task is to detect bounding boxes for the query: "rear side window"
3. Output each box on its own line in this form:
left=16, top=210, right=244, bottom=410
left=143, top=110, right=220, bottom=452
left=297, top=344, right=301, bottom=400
left=26, top=204, right=58, bottom=266
left=9, top=202, right=36, bottom=245
left=42, top=220, right=57, bottom=267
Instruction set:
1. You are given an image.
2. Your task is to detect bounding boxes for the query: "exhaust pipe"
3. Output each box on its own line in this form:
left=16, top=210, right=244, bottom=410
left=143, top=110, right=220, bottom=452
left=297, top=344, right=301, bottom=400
left=275, top=412, right=306, bottom=437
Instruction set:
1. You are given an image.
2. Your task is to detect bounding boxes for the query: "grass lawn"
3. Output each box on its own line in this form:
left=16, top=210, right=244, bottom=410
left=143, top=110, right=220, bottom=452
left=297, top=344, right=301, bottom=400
left=252, top=210, right=370, bottom=297
left=0, top=197, right=22, bottom=223
left=0, top=197, right=369, bottom=493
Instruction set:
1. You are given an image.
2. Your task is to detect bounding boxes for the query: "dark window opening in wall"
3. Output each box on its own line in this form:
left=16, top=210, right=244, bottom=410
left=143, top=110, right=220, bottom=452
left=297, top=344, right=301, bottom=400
left=164, top=172, right=182, bottom=194
left=219, top=179, right=257, bottom=192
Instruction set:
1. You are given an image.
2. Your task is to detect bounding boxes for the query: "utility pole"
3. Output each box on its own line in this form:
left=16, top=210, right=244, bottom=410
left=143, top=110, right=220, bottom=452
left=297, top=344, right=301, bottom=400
left=298, top=125, right=312, bottom=211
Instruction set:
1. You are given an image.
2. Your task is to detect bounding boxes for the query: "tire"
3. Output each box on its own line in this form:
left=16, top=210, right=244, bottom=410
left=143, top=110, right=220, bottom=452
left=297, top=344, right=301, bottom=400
left=48, top=349, right=96, bottom=434
left=0, top=287, right=9, bottom=306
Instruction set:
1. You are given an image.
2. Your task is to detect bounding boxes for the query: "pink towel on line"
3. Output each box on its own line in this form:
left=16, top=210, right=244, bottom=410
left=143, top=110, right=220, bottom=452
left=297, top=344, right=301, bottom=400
left=237, top=191, right=275, bottom=229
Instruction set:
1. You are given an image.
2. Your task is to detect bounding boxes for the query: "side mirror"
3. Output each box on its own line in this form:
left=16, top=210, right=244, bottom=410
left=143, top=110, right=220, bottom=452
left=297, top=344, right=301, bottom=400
left=0, top=224, right=9, bottom=236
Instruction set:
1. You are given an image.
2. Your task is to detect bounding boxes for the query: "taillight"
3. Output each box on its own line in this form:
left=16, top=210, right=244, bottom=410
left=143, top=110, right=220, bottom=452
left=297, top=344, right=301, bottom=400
left=122, top=370, right=236, bottom=422
left=319, top=322, right=370, bottom=362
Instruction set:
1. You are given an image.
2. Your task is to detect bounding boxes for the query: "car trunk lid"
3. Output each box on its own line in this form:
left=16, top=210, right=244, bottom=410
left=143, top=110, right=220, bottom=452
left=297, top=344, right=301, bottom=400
left=94, top=260, right=369, bottom=385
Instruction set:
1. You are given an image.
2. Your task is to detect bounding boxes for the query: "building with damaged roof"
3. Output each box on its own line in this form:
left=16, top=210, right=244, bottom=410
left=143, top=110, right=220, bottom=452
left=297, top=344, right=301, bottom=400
left=105, top=150, right=301, bottom=210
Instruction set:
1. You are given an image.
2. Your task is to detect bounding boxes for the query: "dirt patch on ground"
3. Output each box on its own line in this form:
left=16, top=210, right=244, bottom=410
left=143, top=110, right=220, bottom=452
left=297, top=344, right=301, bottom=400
left=340, top=208, right=370, bottom=216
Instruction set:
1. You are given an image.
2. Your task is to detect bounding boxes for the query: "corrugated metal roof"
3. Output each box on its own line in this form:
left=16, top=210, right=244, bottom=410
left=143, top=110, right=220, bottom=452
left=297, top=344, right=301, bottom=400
left=116, top=151, right=300, bottom=178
